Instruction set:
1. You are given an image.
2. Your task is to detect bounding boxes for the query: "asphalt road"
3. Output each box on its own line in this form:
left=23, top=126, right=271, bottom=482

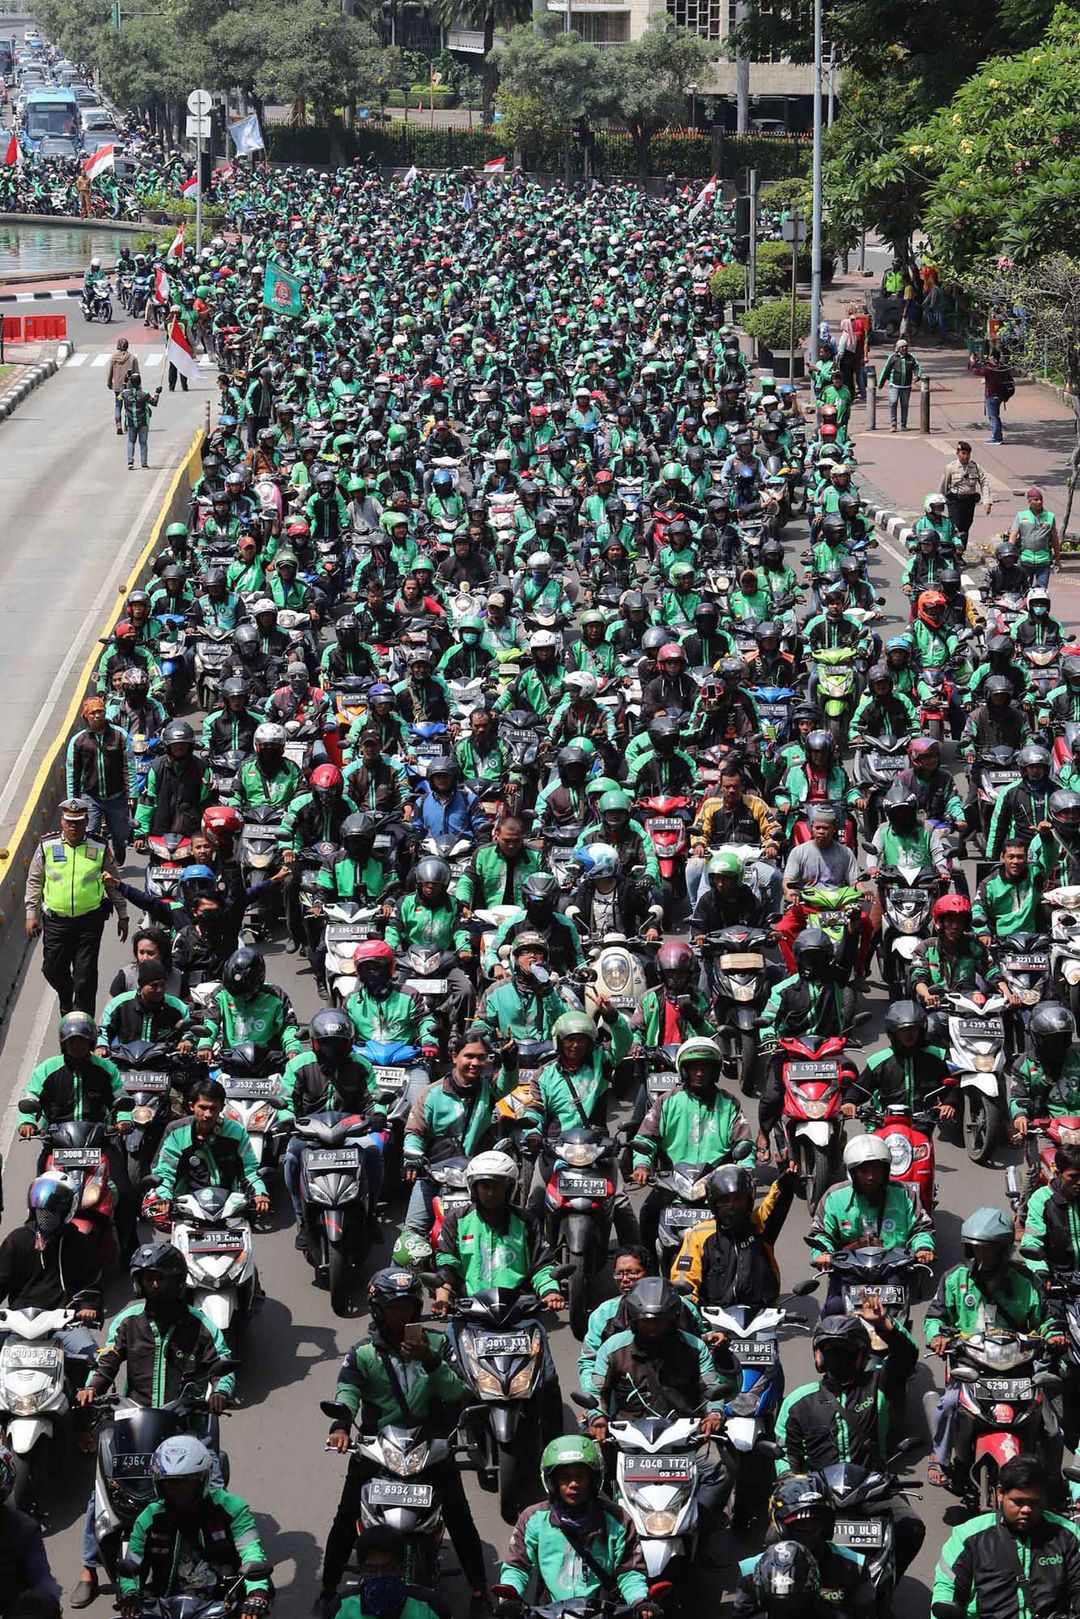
left=0, top=303, right=207, bottom=845
left=1, top=480, right=1069, bottom=1618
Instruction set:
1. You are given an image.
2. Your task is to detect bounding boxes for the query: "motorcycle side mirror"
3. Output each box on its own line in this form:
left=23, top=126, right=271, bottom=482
left=320, top=1399, right=349, bottom=1422
left=947, top=1364, right=979, bottom=1382
left=417, top=1271, right=442, bottom=1294
left=792, top=1277, right=820, bottom=1297
left=891, top=1436, right=918, bottom=1456
left=755, top=1439, right=783, bottom=1459
left=564, top=905, right=581, bottom=919
left=570, top=1390, right=593, bottom=1410
left=552, top=1263, right=575, bottom=1281
left=852, top=1010, right=874, bottom=1027
left=17, top=1098, right=37, bottom=1115
left=1063, top=1463, right=1080, bottom=1484
left=671, top=1281, right=694, bottom=1296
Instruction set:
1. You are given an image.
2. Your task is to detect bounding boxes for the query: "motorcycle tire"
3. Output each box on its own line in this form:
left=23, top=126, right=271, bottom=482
left=927, top=717, right=944, bottom=743
left=963, top=1091, right=1000, bottom=1166
left=11, top=1438, right=49, bottom=1518
left=497, top=1441, right=520, bottom=1525
left=806, top=1141, right=834, bottom=1211
left=738, top=1032, right=758, bottom=1095
left=327, top=1242, right=351, bottom=1316
left=976, top=1460, right=997, bottom=1512
left=826, top=714, right=848, bottom=749
left=568, top=1259, right=590, bottom=1341
left=730, top=1447, right=770, bottom=1536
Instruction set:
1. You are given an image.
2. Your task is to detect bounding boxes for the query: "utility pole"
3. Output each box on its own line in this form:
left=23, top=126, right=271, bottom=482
left=809, top=0, right=823, bottom=363
left=734, top=0, right=749, bottom=134
left=747, top=167, right=757, bottom=307
left=827, top=43, right=836, bottom=127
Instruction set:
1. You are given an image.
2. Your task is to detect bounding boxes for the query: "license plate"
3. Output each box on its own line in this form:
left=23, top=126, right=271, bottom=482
left=976, top=1377, right=1033, bottom=1399
left=113, top=1452, right=153, bottom=1478
left=2, top=1345, right=61, bottom=1368
left=843, top=1283, right=906, bottom=1307
left=407, top=979, right=448, bottom=995
left=365, top=1480, right=434, bottom=1508
left=416, top=743, right=443, bottom=758
left=557, top=1173, right=608, bottom=1197
left=52, top=1148, right=100, bottom=1168
left=190, top=1230, right=246, bottom=1252
left=870, top=754, right=906, bottom=772
left=125, top=1073, right=169, bottom=1093
left=956, top=1019, right=1005, bottom=1038
left=647, top=818, right=685, bottom=832
left=149, top=864, right=182, bottom=883
left=740, top=1337, right=779, bottom=1363
left=648, top=1074, right=677, bottom=1095
left=757, top=705, right=788, bottom=721
left=1004, top=956, right=1049, bottom=971
left=305, top=1148, right=361, bottom=1170
left=475, top=1333, right=531, bottom=1356
left=986, top=772, right=1020, bottom=787
left=835, top=1519, right=885, bottom=1548
left=624, top=1454, right=694, bottom=1483
left=225, top=1079, right=279, bottom=1099
left=374, top=1066, right=409, bottom=1084
left=786, top=1060, right=839, bottom=1082
left=719, top=952, right=765, bottom=970
left=665, top=1205, right=704, bottom=1228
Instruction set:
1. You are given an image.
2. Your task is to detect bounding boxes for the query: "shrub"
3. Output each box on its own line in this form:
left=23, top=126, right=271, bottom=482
left=710, top=263, right=746, bottom=306
left=754, top=240, right=792, bottom=298
left=741, top=299, right=810, bottom=351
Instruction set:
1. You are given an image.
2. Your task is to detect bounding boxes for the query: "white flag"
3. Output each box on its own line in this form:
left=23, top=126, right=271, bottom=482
left=400, top=164, right=418, bottom=188
left=227, top=113, right=264, bottom=155
left=688, top=173, right=717, bottom=222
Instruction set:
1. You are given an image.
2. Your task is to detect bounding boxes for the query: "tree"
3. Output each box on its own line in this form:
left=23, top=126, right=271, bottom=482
left=258, top=0, right=377, bottom=124
left=428, top=0, right=532, bottom=125
left=604, top=17, right=717, bottom=175
left=492, top=17, right=606, bottom=146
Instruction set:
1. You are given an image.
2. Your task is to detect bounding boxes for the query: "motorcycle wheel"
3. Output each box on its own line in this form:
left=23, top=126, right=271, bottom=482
left=806, top=1141, right=834, bottom=1210
left=567, top=1258, right=590, bottom=1341
left=738, top=1032, right=757, bottom=1095
left=730, top=1448, right=770, bottom=1536
left=963, top=1091, right=1000, bottom=1165
left=927, top=717, right=944, bottom=743
left=497, top=1442, right=520, bottom=1525
left=11, top=1438, right=49, bottom=1517
left=826, top=714, right=847, bottom=748
left=327, top=1242, right=351, bottom=1316
left=1067, top=980, right=1080, bottom=1028
left=976, top=1460, right=996, bottom=1512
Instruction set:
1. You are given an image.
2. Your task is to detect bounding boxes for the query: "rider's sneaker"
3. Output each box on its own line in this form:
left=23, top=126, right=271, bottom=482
left=294, top=1220, right=309, bottom=1251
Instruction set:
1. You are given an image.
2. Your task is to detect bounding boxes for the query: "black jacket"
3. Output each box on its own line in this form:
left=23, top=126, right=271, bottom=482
left=0, top=1222, right=101, bottom=1313
left=777, top=1331, right=918, bottom=1472
left=286, top=1053, right=378, bottom=1119
left=69, top=726, right=130, bottom=801
left=144, top=755, right=211, bottom=837
left=88, top=1300, right=232, bottom=1404
left=938, top=1512, right=1080, bottom=1619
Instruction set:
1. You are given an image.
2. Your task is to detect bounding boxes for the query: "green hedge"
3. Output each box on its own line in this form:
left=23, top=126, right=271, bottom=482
left=742, top=298, right=811, bottom=350
left=385, top=87, right=460, bottom=109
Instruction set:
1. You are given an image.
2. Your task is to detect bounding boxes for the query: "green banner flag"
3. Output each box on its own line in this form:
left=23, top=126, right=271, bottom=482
left=263, top=258, right=303, bottom=317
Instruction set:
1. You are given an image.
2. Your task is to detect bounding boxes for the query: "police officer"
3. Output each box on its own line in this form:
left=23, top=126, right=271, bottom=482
left=24, top=799, right=129, bottom=1015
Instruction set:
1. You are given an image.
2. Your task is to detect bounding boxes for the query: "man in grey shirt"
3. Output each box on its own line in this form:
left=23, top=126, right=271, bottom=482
left=776, top=806, right=871, bottom=975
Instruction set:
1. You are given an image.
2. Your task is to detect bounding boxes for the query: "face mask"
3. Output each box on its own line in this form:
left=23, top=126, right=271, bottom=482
left=358, top=1574, right=407, bottom=1617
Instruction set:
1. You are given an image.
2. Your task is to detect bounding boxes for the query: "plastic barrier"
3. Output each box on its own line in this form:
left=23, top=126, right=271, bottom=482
left=1, top=315, right=22, bottom=342
left=21, top=313, right=67, bottom=341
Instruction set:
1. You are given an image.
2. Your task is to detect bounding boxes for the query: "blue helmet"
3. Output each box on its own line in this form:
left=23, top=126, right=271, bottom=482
left=433, top=468, right=453, bottom=492
left=578, top=842, right=618, bottom=879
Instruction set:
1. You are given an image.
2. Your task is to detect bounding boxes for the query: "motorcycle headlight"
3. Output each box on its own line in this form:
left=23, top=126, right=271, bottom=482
left=131, top=1104, right=156, bottom=1125
left=472, top=1367, right=502, bottom=1397
left=885, top=1134, right=913, bottom=1174
left=897, top=915, right=921, bottom=935
left=642, top=1510, right=679, bottom=1535
left=508, top=1361, right=540, bottom=1397
left=382, top=1440, right=429, bottom=1474
left=604, top=954, right=632, bottom=992
left=974, top=1054, right=997, bottom=1072
left=730, top=982, right=756, bottom=1001
left=562, top=1142, right=598, bottom=1167
left=801, top=1099, right=828, bottom=1119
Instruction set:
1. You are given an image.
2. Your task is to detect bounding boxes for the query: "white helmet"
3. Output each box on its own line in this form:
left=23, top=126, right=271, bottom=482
left=527, top=551, right=552, bottom=571
left=465, top=1150, right=519, bottom=1192
left=90, top=256, right=101, bottom=270
left=150, top=1434, right=213, bottom=1497
left=254, top=722, right=286, bottom=747
left=565, top=671, right=598, bottom=699
left=923, top=493, right=946, bottom=514
left=253, top=597, right=277, bottom=616
left=530, top=630, right=559, bottom=653
left=843, top=1135, right=891, bottom=1172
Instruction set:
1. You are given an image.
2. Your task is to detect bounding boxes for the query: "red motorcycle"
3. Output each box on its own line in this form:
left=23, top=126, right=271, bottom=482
left=867, top=1101, right=945, bottom=1211
left=768, top=1031, right=858, bottom=1208
left=636, top=793, right=692, bottom=926
left=144, top=831, right=193, bottom=909
left=1007, top=1114, right=1080, bottom=1224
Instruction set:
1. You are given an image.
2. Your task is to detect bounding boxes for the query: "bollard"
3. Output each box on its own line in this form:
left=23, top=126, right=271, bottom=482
left=865, top=365, right=877, bottom=431
left=920, top=377, right=931, bottom=433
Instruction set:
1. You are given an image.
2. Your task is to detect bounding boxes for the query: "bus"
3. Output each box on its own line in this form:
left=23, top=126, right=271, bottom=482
left=22, top=85, right=81, bottom=150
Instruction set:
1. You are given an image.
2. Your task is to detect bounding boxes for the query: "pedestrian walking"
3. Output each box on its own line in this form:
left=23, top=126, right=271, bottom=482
left=119, top=380, right=161, bottom=470
left=983, top=347, right=1014, bottom=444
left=877, top=338, right=922, bottom=431
left=105, top=338, right=139, bottom=434
left=1009, top=487, right=1062, bottom=587
left=24, top=798, right=129, bottom=1015
left=940, top=441, right=992, bottom=550
left=65, top=695, right=135, bottom=861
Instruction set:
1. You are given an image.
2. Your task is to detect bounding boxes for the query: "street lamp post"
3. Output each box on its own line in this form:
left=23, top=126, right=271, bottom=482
left=688, top=82, right=698, bottom=129
left=809, top=0, right=823, bottom=363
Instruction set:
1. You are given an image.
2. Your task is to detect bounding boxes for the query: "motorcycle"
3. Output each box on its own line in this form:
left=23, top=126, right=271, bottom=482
left=875, top=862, right=938, bottom=991
left=1022, top=642, right=1062, bottom=704
left=943, top=989, right=1008, bottom=1163
left=167, top=1187, right=259, bottom=1348
left=237, top=806, right=285, bottom=935
left=821, top=1246, right=930, bottom=1347
left=144, top=831, right=193, bottom=909
left=699, top=926, right=774, bottom=1094
left=970, top=746, right=1021, bottom=851
left=214, top=1045, right=290, bottom=1174
left=358, top=1039, right=427, bottom=1192
left=0, top=1302, right=92, bottom=1516
left=319, top=901, right=383, bottom=1005
left=993, top=930, right=1054, bottom=1045
left=852, top=737, right=909, bottom=838
left=322, top=1413, right=448, bottom=1586
left=209, top=750, right=246, bottom=801
left=811, top=646, right=859, bottom=745
left=112, top=1039, right=182, bottom=1183
left=21, top=1111, right=119, bottom=1265
left=763, top=1030, right=861, bottom=1208
left=82, top=282, right=113, bottom=323
left=293, top=1109, right=374, bottom=1312
left=1045, top=885, right=1080, bottom=1022
left=1007, top=1114, right=1080, bottom=1220
left=941, top=1331, right=1061, bottom=1508
left=194, top=627, right=235, bottom=713
left=605, top=1414, right=717, bottom=1586
left=637, top=794, right=692, bottom=925
left=821, top=1456, right=920, bottom=1613
left=541, top=1126, right=621, bottom=1339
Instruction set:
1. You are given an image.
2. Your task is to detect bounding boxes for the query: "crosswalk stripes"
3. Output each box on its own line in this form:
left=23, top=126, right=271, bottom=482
left=62, top=350, right=217, bottom=371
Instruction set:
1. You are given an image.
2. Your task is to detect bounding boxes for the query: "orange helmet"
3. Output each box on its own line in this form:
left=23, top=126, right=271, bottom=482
left=917, top=589, right=947, bottom=628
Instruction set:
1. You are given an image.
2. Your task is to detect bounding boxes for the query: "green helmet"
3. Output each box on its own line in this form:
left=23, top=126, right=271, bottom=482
left=708, top=851, right=744, bottom=880
left=662, top=461, right=684, bottom=482
left=166, top=522, right=188, bottom=541
left=586, top=775, right=621, bottom=799
left=676, top=1036, right=723, bottom=1073
left=459, top=615, right=484, bottom=637
left=391, top=1230, right=433, bottom=1270
left=380, top=510, right=408, bottom=534
left=961, top=1207, right=1014, bottom=1248
left=599, top=789, right=632, bottom=813
left=348, top=475, right=368, bottom=495
left=579, top=610, right=606, bottom=629
left=541, top=1435, right=604, bottom=1492
left=387, top=423, right=408, bottom=446
left=553, top=1010, right=597, bottom=1045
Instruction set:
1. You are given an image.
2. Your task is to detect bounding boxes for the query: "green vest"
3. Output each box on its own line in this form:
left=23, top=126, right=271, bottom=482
left=41, top=836, right=106, bottom=917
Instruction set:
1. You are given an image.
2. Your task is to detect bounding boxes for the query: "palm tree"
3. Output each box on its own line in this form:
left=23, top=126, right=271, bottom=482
left=428, top=0, right=533, bottom=125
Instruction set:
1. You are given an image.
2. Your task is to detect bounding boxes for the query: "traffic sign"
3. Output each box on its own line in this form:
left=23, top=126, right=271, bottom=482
left=781, top=216, right=808, bottom=244
left=186, top=116, right=211, bottom=140
left=187, top=88, right=212, bottom=117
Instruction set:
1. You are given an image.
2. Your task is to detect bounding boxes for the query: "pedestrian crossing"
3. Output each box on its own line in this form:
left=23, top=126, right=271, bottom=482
left=63, top=350, right=216, bottom=369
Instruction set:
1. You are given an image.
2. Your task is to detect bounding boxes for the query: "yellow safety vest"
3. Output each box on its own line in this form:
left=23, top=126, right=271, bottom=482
left=41, top=837, right=106, bottom=918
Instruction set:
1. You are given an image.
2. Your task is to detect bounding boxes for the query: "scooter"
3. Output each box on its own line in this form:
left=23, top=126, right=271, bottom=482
left=699, top=926, right=774, bottom=1094
left=606, top=1414, right=717, bottom=1586
left=357, top=1039, right=426, bottom=1192
left=821, top=1455, right=921, bottom=1613
left=1007, top=1115, right=1080, bottom=1220
left=293, top=1109, right=373, bottom=1313
left=321, top=1413, right=448, bottom=1586
left=764, top=1030, right=859, bottom=1208
left=428, top=1154, right=472, bottom=1245
left=167, top=1186, right=259, bottom=1348
left=811, top=646, right=859, bottom=745
left=637, top=795, right=692, bottom=926
left=875, top=862, right=938, bottom=991
left=81, top=282, right=113, bottom=323
left=1045, top=885, right=1080, bottom=1022
left=993, top=931, right=1054, bottom=1048
left=943, top=989, right=1009, bottom=1164
left=112, top=1039, right=181, bottom=1183
left=541, top=1126, right=621, bottom=1340
left=144, top=832, right=193, bottom=908
left=213, top=1045, right=290, bottom=1173
left=864, top=1100, right=943, bottom=1210
left=0, top=1302, right=92, bottom=1516
left=941, top=1331, right=1061, bottom=1508
left=321, top=901, right=384, bottom=1004
left=23, top=1111, right=118, bottom=1266
left=237, top=807, right=285, bottom=935
left=822, top=1246, right=930, bottom=1345
left=970, top=746, right=1021, bottom=851
left=853, top=737, right=909, bottom=839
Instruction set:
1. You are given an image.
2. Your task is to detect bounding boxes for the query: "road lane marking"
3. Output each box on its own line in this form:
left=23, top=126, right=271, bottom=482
left=91, top=352, right=110, bottom=366
left=64, top=351, right=88, bottom=366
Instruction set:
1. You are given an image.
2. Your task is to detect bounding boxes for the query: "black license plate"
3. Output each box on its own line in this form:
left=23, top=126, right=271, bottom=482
left=52, top=1148, right=100, bottom=1168
left=365, top=1480, right=434, bottom=1508
left=125, top=1073, right=169, bottom=1093
left=475, top=1333, right=531, bottom=1355
left=740, top=1337, right=779, bottom=1363
left=557, top=1173, right=608, bottom=1197
left=305, top=1148, right=361, bottom=1170
left=624, top=1455, right=694, bottom=1483
left=956, top=1019, right=1005, bottom=1038
left=786, top=1060, right=839, bottom=1081
left=189, top=1229, right=246, bottom=1252
left=835, top=1519, right=885, bottom=1548
left=870, top=754, right=906, bottom=772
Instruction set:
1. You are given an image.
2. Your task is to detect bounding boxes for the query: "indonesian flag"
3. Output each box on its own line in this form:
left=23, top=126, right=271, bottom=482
left=152, top=265, right=170, bottom=305
left=180, top=174, right=199, bottom=198
left=688, top=173, right=717, bottom=221
left=165, top=316, right=200, bottom=383
left=3, top=130, right=18, bottom=167
left=212, top=161, right=235, bottom=185
left=165, top=222, right=185, bottom=261
left=482, top=156, right=506, bottom=172
left=82, top=143, right=115, bottom=179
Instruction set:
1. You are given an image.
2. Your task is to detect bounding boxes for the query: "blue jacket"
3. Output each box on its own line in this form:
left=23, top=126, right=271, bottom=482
left=414, top=784, right=487, bottom=842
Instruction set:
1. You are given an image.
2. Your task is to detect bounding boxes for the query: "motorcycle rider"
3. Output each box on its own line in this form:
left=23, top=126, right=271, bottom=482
left=413, top=757, right=487, bottom=846
left=986, top=745, right=1056, bottom=859
left=634, top=939, right=714, bottom=1046
left=0, top=1175, right=101, bottom=1362
left=738, top=1541, right=833, bottom=1619
left=149, top=1078, right=270, bottom=1220
left=854, top=999, right=955, bottom=1122
left=973, top=838, right=1047, bottom=945
left=0, top=1440, right=61, bottom=1619
left=319, top=1268, right=488, bottom=1610
left=849, top=664, right=917, bottom=741
left=403, top=1029, right=513, bottom=1234
left=925, top=1206, right=1064, bottom=1488
left=808, top=1136, right=936, bottom=1309
left=497, top=1435, right=650, bottom=1612
left=756, top=930, right=857, bottom=1153
left=672, top=1162, right=799, bottom=1310
left=911, top=893, right=1000, bottom=1006
left=345, top=939, right=438, bottom=1059
left=196, top=945, right=302, bottom=1062
left=133, top=719, right=213, bottom=845
left=1011, top=1003, right=1080, bottom=1134
left=229, top=721, right=302, bottom=813
left=483, top=872, right=586, bottom=977
left=774, top=1313, right=923, bottom=1572
left=384, top=855, right=475, bottom=1035
left=564, top=842, right=663, bottom=943
left=116, top=1435, right=270, bottom=1618
left=687, top=765, right=781, bottom=905
left=203, top=676, right=263, bottom=757
left=736, top=1474, right=876, bottom=1619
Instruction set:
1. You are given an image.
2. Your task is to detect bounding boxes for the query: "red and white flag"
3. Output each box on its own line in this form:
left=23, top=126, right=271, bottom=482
left=3, top=130, right=18, bottom=167
left=82, top=143, right=115, bottom=179
left=400, top=164, right=418, bottom=188
left=212, top=161, right=235, bottom=185
left=152, top=265, right=170, bottom=305
left=180, top=174, right=199, bottom=198
left=165, top=222, right=185, bottom=261
left=482, top=156, right=505, bottom=173
left=688, top=173, right=717, bottom=221
left=165, top=316, right=200, bottom=383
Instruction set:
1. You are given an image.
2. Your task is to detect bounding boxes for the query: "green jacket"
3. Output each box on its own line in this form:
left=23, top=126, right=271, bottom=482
left=152, top=1114, right=266, bottom=1201
left=345, top=985, right=436, bottom=1049
left=337, top=1599, right=437, bottom=1619
left=25, top=1053, right=127, bottom=1122
left=910, top=935, right=998, bottom=991
left=637, top=985, right=713, bottom=1047
left=202, top=985, right=301, bottom=1057
left=229, top=757, right=301, bottom=810
left=807, top=1180, right=935, bottom=1257
left=1020, top=1182, right=1080, bottom=1274
left=133, top=758, right=213, bottom=834
left=279, top=788, right=360, bottom=851
left=500, top=1499, right=648, bottom=1605
left=1010, top=1050, right=1080, bottom=1119
left=924, top=1260, right=1057, bottom=1344
left=476, top=977, right=570, bottom=1045
left=384, top=894, right=470, bottom=955
left=632, top=1084, right=751, bottom=1170
left=457, top=845, right=542, bottom=910
left=493, top=665, right=567, bottom=721
left=314, top=852, right=393, bottom=903
left=403, top=1072, right=514, bottom=1162
left=524, top=1026, right=632, bottom=1135
left=119, top=1488, right=269, bottom=1600
left=435, top=1204, right=557, bottom=1296
left=972, top=870, right=1044, bottom=939
left=331, top=1330, right=466, bottom=1431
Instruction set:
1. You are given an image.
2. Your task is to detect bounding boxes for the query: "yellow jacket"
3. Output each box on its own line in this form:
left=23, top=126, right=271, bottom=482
left=670, top=1176, right=791, bottom=1303
left=691, top=791, right=780, bottom=850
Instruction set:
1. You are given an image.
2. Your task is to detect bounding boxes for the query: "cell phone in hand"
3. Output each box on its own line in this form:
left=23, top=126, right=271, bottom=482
left=403, top=1322, right=425, bottom=1348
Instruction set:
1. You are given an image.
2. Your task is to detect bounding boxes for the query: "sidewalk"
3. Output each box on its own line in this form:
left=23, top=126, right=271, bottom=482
left=818, top=271, right=1080, bottom=610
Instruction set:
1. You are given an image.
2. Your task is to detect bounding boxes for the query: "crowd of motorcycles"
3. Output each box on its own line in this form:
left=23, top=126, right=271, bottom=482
left=7, top=157, right=1080, bottom=1619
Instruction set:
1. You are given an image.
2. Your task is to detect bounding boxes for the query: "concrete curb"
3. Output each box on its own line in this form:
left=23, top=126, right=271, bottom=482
left=0, top=355, right=58, bottom=421
left=865, top=499, right=916, bottom=551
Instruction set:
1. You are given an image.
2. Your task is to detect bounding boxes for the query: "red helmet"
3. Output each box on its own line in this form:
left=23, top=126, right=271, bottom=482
left=917, top=589, right=947, bottom=628
left=310, top=763, right=343, bottom=792
left=353, top=939, right=396, bottom=967
left=659, top=642, right=686, bottom=664
left=286, top=519, right=310, bottom=538
left=595, top=469, right=614, bottom=486
left=933, top=894, right=972, bottom=923
left=113, top=622, right=136, bottom=642
left=202, top=805, right=243, bottom=842
left=657, top=941, right=693, bottom=978
left=820, top=423, right=838, bottom=441
left=427, top=375, right=444, bottom=391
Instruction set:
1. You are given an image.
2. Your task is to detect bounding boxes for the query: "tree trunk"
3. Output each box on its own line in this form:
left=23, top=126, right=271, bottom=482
left=482, top=10, right=495, bottom=127
left=632, top=124, right=650, bottom=177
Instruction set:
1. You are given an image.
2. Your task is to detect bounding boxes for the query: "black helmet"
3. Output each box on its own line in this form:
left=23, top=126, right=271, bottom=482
left=793, top=928, right=833, bottom=980
left=130, top=1242, right=187, bottom=1300
left=557, top=746, right=590, bottom=783
left=1050, top=789, right=1080, bottom=831
left=1017, top=745, right=1051, bottom=775
left=985, top=675, right=1013, bottom=703
left=341, top=811, right=376, bottom=846
left=761, top=540, right=784, bottom=566
left=624, top=1277, right=682, bottom=1332
left=415, top=857, right=451, bottom=888
left=162, top=719, right=195, bottom=748
left=812, top=1313, right=869, bottom=1369
left=995, top=542, right=1019, bottom=564
left=882, top=781, right=918, bottom=826
left=641, top=627, right=669, bottom=657
left=310, top=1007, right=353, bottom=1066
left=367, top=1266, right=422, bottom=1318
left=336, top=615, right=360, bottom=649
left=883, top=999, right=927, bottom=1047
left=868, top=663, right=893, bottom=690
left=59, top=1011, right=97, bottom=1048
left=222, top=945, right=266, bottom=998
left=755, top=620, right=780, bottom=647
left=523, top=872, right=560, bottom=910
left=647, top=715, right=680, bottom=754
left=1030, top=1002, right=1076, bottom=1056
left=221, top=675, right=249, bottom=702
left=706, top=1164, right=753, bottom=1220
left=233, top=623, right=259, bottom=656
left=1063, top=654, right=1080, bottom=689
left=751, top=1542, right=820, bottom=1611
left=768, top=1473, right=834, bottom=1536
left=987, top=634, right=1014, bottom=667
left=622, top=590, right=648, bottom=617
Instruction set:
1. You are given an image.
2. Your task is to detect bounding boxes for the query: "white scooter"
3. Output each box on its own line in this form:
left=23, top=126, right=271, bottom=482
left=168, top=1187, right=258, bottom=1346
left=608, top=1414, right=715, bottom=1583
left=1046, top=885, right=1080, bottom=1021
left=0, top=1303, right=88, bottom=1513
left=944, top=989, right=1009, bottom=1165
